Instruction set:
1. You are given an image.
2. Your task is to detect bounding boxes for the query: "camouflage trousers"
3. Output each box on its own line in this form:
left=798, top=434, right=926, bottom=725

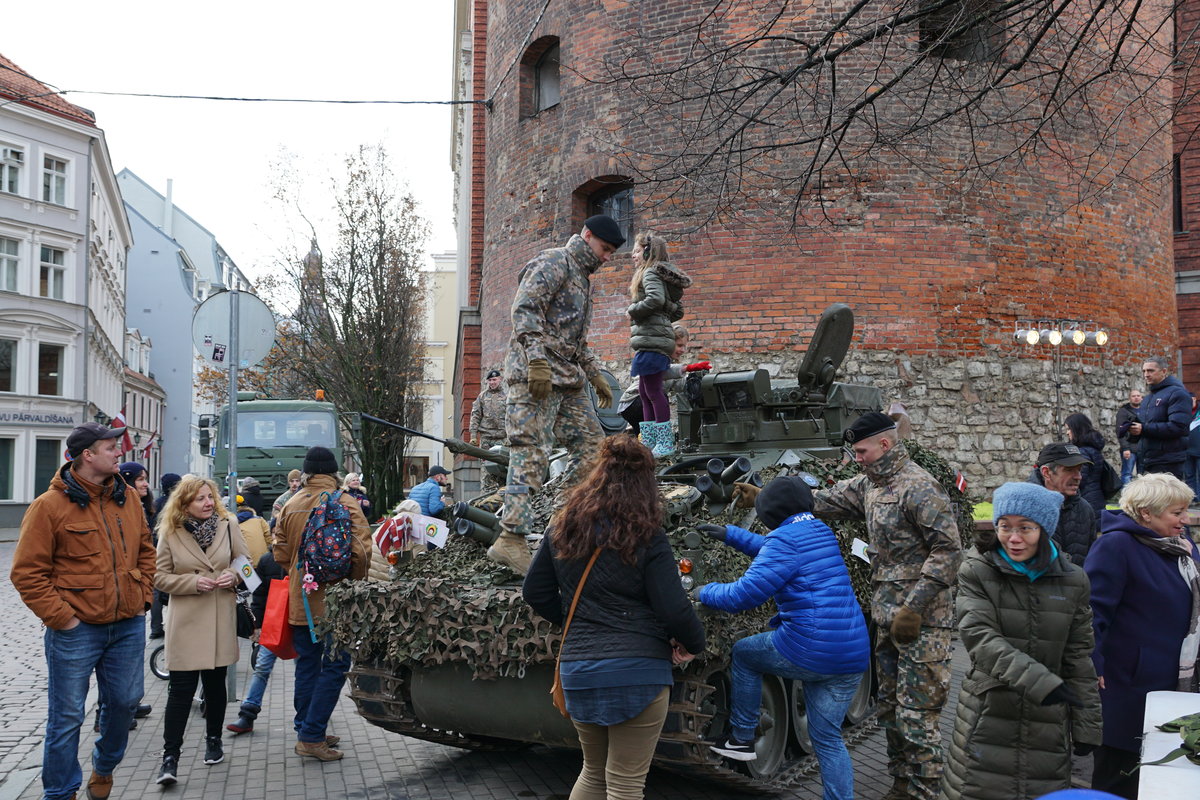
left=500, top=382, right=602, bottom=536
left=874, top=624, right=952, bottom=800
left=479, top=438, right=505, bottom=494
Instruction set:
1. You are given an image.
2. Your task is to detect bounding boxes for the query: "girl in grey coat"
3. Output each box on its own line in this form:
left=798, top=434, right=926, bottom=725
left=942, top=482, right=1102, bottom=800
left=626, top=233, right=690, bottom=457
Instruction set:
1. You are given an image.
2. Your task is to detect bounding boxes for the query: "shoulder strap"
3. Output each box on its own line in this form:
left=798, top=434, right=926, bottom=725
left=559, top=547, right=602, bottom=645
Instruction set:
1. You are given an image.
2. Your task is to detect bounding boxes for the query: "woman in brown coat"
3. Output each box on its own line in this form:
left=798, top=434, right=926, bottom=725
left=153, top=476, right=247, bottom=786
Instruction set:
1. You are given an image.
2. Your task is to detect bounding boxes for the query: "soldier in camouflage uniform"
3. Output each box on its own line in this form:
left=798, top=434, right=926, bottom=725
left=469, top=369, right=507, bottom=493
left=488, top=216, right=624, bottom=574
left=735, top=411, right=961, bottom=800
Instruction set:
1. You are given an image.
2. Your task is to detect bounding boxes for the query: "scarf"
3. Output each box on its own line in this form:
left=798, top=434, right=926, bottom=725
left=183, top=515, right=219, bottom=552
left=998, top=540, right=1060, bottom=582
left=1133, top=533, right=1200, bottom=692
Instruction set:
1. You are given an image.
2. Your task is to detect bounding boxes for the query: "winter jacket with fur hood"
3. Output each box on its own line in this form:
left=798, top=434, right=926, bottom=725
left=628, top=262, right=691, bottom=356
left=11, top=463, right=156, bottom=630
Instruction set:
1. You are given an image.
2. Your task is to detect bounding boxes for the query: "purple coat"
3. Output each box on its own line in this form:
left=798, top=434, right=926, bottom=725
left=1084, top=510, right=1200, bottom=751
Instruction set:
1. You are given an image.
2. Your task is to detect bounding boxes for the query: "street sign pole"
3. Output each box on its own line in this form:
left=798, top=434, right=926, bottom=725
left=227, top=288, right=239, bottom=514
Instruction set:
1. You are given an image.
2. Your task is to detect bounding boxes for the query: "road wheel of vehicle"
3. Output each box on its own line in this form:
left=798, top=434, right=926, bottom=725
left=788, top=680, right=814, bottom=754
left=745, top=674, right=790, bottom=779
left=150, top=644, right=168, bottom=680
left=843, top=668, right=876, bottom=726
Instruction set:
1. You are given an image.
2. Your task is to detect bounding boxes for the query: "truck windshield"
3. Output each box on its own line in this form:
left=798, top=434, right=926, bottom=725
left=225, top=411, right=337, bottom=449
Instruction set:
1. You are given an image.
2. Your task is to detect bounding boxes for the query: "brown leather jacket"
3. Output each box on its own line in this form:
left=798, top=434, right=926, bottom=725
left=11, top=463, right=156, bottom=630
left=273, top=473, right=371, bottom=627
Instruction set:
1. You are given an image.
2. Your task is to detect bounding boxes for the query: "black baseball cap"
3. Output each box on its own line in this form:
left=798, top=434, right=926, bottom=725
left=1036, top=443, right=1091, bottom=468
left=428, top=465, right=451, bottom=478
left=66, top=422, right=124, bottom=458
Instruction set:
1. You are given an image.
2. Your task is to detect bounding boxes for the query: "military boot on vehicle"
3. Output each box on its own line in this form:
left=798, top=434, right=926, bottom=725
left=487, top=531, right=532, bottom=574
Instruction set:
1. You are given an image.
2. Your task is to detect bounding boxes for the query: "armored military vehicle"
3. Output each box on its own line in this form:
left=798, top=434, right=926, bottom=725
left=327, top=304, right=974, bottom=793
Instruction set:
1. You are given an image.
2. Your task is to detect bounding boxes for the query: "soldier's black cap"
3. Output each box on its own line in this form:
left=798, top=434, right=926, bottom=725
left=66, top=422, right=125, bottom=458
left=486, top=369, right=501, bottom=379
left=583, top=214, right=625, bottom=247
left=843, top=412, right=897, bottom=444
left=1036, top=442, right=1091, bottom=468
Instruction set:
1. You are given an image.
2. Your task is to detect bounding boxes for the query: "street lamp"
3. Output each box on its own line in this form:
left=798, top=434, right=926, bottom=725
left=93, top=411, right=110, bottom=426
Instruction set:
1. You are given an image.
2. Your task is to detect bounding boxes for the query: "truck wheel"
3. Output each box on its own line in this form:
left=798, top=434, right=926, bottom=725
left=744, top=674, right=790, bottom=778
left=843, top=668, right=876, bottom=726
left=788, top=680, right=813, bottom=754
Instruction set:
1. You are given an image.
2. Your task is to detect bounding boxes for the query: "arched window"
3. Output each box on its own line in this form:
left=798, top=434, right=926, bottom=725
left=520, top=37, right=561, bottom=118
left=574, top=177, right=634, bottom=250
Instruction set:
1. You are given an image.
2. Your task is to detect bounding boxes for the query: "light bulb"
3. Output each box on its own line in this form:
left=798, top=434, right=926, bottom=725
left=1047, top=329, right=1063, bottom=346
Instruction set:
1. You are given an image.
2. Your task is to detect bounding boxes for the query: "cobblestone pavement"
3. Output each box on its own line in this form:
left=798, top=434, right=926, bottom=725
left=2, top=534, right=1093, bottom=800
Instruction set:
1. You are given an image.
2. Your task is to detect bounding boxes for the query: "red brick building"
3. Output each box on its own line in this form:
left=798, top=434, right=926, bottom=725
left=1176, top=0, right=1200, bottom=386
left=452, top=1, right=1180, bottom=490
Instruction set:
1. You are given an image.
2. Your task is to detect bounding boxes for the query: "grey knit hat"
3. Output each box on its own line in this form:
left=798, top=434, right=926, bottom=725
left=992, top=482, right=1063, bottom=536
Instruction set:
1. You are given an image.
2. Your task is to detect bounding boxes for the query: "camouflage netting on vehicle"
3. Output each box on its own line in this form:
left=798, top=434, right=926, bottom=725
left=325, top=439, right=977, bottom=681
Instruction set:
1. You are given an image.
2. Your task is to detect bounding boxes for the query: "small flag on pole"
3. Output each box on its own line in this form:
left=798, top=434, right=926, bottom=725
left=111, top=406, right=134, bottom=453
left=142, top=430, right=158, bottom=459
left=954, top=470, right=968, bottom=494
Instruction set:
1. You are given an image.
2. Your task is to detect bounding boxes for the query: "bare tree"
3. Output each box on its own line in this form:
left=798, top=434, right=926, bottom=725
left=589, top=0, right=1187, bottom=227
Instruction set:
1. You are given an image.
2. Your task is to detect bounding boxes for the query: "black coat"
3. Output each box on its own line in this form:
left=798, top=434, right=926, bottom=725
left=1027, top=470, right=1096, bottom=564
left=523, top=529, right=705, bottom=663
left=250, top=551, right=286, bottom=629
left=1137, top=375, right=1192, bottom=466
left=1115, top=403, right=1141, bottom=454
left=1075, top=431, right=1107, bottom=517
left=241, top=485, right=266, bottom=516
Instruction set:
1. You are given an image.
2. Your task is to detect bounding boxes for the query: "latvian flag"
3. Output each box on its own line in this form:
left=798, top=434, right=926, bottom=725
left=374, top=514, right=414, bottom=557
left=954, top=470, right=968, bottom=494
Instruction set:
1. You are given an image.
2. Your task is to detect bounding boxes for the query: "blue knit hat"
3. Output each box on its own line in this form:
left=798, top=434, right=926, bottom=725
left=1036, top=791, right=1124, bottom=800
left=992, top=482, right=1063, bottom=536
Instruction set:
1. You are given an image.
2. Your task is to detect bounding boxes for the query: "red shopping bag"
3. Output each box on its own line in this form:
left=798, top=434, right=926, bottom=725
left=260, top=577, right=297, bottom=659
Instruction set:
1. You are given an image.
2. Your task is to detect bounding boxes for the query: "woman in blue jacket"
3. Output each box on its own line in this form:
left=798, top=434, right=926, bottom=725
left=698, top=476, right=869, bottom=800
left=1084, top=472, right=1200, bottom=799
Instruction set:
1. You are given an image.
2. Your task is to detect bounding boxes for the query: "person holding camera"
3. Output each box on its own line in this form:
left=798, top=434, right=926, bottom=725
left=1115, top=389, right=1143, bottom=486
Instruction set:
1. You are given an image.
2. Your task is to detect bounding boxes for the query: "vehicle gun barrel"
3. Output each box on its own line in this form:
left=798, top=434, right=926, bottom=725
left=453, top=518, right=501, bottom=546
left=720, top=456, right=753, bottom=485
left=452, top=502, right=501, bottom=531
left=360, top=413, right=509, bottom=466
left=695, top=474, right=728, bottom=504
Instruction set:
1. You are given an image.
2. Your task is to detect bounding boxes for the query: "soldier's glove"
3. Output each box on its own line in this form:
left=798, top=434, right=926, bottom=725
left=890, top=606, right=923, bottom=645
left=731, top=481, right=760, bottom=510
left=1073, top=742, right=1096, bottom=757
left=527, top=358, right=552, bottom=401
left=696, top=523, right=726, bottom=542
left=1041, top=683, right=1083, bottom=709
left=590, top=374, right=614, bottom=409
left=684, top=360, right=712, bottom=373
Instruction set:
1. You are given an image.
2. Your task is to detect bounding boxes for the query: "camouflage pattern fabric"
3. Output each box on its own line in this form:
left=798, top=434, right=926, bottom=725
left=499, top=381, right=602, bottom=537
left=469, top=385, right=507, bottom=443
left=478, top=437, right=505, bottom=494
left=503, top=234, right=602, bottom=391
left=875, top=626, right=952, bottom=800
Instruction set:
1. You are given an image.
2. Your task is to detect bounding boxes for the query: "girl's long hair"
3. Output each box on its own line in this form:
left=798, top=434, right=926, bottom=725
left=628, top=232, right=669, bottom=300
left=550, top=435, right=662, bottom=565
left=1064, top=412, right=1105, bottom=449
left=155, top=474, right=231, bottom=539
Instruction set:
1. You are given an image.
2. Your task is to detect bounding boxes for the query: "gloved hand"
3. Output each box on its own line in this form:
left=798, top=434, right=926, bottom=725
left=527, top=358, right=552, bottom=401
left=890, top=606, right=922, bottom=644
left=1073, top=742, right=1096, bottom=757
left=1041, top=683, right=1083, bottom=708
left=684, top=360, right=712, bottom=373
left=731, top=481, right=760, bottom=509
left=697, top=523, right=726, bottom=542
left=590, top=374, right=613, bottom=408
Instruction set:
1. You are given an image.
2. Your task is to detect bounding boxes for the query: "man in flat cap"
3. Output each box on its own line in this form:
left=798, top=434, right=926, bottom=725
left=490, top=215, right=623, bottom=574
left=1028, top=442, right=1096, bottom=563
left=11, top=422, right=157, bottom=800
left=735, top=411, right=961, bottom=800
left=469, top=369, right=508, bottom=494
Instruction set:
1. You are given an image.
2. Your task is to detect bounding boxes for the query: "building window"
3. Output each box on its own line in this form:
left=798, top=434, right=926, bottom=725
left=37, top=343, right=63, bottom=396
left=0, top=145, right=23, bottom=194
left=1174, top=154, right=1186, bottom=234
left=919, top=0, right=1004, bottom=62
left=575, top=176, right=635, bottom=249
left=42, top=155, right=67, bottom=205
left=0, top=237, right=17, bottom=292
left=0, top=339, right=14, bottom=392
left=0, top=438, right=12, bottom=499
left=34, top=439, right=60, bottom=494
left=519, top=36, right=562, bottom=117
left=39, top=245, right=65, bottom=299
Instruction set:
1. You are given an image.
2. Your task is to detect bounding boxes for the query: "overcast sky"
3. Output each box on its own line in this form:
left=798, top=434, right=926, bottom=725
left=4, top=1, right=457, bottom=282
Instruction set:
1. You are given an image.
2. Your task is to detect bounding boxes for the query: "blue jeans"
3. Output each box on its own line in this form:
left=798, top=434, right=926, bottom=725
left=1188, top=455, right=1200, bottom=497
left=240, top=644, right=278, bottom=717
left=290, top=625, right=351, bottom=743
left=42, top=616, right=145, bottom=800
left=1120, top=452, right=1136, bottom=485
left=730, top=632, right=860, bottom=800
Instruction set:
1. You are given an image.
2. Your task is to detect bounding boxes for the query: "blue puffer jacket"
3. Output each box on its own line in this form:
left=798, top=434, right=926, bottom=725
left=1138, top=375, right=1192, bottom=466
left=699, top=513, right=870, bottom=675
left=408, top=478, right=445, bottom=516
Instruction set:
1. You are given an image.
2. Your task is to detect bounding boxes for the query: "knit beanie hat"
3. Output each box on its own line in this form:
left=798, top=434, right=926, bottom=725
left=118, top=461, right=146, bottom=486
left=755, top=476, right=814, bottom=530
left=241, top=476, right=260, bottom=489
left=303, top=446, right=338, bottom=475
left=159, top=472, right=182, bottom=496
left=992, top=482, right=1063, bottom=536
left=287, top=468, right=302, bottom=481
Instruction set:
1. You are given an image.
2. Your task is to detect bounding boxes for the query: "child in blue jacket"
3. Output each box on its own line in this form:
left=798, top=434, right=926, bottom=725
left=698, top=476, right=869, bottom=800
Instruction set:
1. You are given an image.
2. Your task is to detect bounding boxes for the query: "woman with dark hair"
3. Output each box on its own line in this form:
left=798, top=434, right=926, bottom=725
left=119, top=461, right=154, bottom=528
left=1084, top=473, right=1200, bottom=799
left=1064, top=413, right=1108, bottom=515
left=943, top=482, right=1102, bottom=800
left=523, top=435, right=705, bottom=800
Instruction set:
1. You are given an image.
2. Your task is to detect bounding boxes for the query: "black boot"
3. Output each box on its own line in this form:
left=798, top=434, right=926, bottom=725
left=203, top=736, right=224, bottom=765
left=225, top=713, right=255, bottom=734
left=134, top=703, right=152, bottom=719
left=156, top=754, right=178, bottom=786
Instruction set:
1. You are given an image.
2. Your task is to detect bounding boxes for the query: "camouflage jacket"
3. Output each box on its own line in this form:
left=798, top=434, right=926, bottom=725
left=469, top=384, right=507, bottom=441
left=813, top=443, right=962, bottom=629
left=504, top=234, right=601, bottom=390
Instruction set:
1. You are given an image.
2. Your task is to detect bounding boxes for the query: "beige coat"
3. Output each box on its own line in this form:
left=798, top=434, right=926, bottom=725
left=239, top=515, right=271, bottom=564
left=155, top=516, right=247, bottom=671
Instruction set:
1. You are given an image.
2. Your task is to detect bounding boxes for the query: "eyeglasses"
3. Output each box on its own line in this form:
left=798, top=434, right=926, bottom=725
left=996, top=522, right=1040, bottom=536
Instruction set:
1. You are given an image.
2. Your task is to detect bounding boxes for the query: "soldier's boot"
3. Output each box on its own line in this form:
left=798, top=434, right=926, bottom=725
left=907, top=776, right=940, bottom=800
left=881, top=777, right=910, bottom=800
left=651, top=422, right=676, bottom=458
left=487, top=532, right=532, bottom=575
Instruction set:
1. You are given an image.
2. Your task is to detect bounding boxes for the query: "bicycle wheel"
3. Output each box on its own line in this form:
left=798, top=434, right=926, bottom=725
left=150, top=644, right=169, bottom=680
